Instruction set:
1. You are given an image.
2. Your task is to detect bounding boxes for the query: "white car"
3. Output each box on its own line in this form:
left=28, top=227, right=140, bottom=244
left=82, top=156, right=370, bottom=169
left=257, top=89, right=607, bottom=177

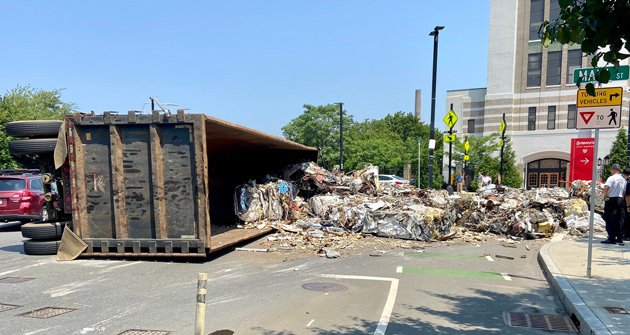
left=378, top=174, right=410, bottom=185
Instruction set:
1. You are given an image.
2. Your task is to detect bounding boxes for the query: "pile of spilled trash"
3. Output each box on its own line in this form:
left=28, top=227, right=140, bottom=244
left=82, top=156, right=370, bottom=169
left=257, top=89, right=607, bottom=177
left=233, top=162, right=605, bottom=257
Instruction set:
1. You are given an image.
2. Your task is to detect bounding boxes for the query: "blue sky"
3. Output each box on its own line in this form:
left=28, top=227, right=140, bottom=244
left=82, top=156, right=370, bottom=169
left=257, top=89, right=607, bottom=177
left=2, top=1, right=489, bottom=136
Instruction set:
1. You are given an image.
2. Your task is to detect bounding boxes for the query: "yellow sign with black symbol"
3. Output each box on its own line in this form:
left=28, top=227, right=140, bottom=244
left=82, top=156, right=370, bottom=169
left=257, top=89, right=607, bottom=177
left=443, top=110, right=458, bottom=128
left=444, top=134, right=456, bottom=143
left=499, top=119, right=506, bottom=134
left=463, top=155, right=470, bottom=161
left=464, top=140, right=470, bottom=152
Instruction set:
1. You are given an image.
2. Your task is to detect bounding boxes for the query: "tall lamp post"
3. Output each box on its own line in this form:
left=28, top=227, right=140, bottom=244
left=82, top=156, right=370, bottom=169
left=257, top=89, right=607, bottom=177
left=336, top=102, right=344, bottom=171
left=428, top=25, right=444, bottom=189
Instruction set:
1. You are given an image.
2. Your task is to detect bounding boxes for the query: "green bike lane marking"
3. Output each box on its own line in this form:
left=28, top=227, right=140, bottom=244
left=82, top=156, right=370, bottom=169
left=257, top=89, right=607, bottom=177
left=405, top=252, right=489, bottom=261
left=397, top=266, right=505, bottom=280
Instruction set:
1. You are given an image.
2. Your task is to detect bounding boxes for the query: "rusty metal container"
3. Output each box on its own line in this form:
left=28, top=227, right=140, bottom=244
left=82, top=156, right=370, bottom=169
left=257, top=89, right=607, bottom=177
left=64, top=110, right=316, bottom=257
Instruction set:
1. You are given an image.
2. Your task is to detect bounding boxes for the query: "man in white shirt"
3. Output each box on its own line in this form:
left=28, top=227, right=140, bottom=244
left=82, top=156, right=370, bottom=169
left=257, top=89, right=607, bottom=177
left=602, top=163, right=626, bottom=245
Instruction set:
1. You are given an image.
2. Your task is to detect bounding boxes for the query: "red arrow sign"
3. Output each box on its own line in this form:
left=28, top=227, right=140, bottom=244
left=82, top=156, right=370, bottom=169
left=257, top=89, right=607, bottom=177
left=580, top=111, right=595, bottom=124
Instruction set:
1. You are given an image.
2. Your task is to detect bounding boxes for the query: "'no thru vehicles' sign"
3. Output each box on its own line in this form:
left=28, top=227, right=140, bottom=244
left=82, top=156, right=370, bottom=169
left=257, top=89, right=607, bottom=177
left=576, top=87, right=623, bottom=129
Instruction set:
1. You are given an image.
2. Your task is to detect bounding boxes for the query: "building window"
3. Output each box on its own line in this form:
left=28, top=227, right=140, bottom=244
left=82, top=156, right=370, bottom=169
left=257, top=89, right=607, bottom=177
left=528, top=107, right=537, bottom=131
left=567, top=104, right=577, bottom=129
left=547, top=106, right=556, bottom=130
left=529, top=0, right=545, bottom=40
left=467, top=119, right=475, bottom=133
left=527, top=53, right=542, bottom=87
left=546, top=51, right=562, bottom=86
left=566, top=49, right=582, bottom=84
left=550, top=0, right=561, bottom=21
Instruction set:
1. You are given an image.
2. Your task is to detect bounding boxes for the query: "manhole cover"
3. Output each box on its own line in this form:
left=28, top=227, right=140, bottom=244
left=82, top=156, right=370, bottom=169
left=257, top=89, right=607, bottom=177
left=0, top=303, right=21, bottom=313
left=0, top=277, right=34, bottom=284
left=19, top=307, right=76, bottom=319
left=505, top=312, right=577, bottom=332
left=117, top=330, right=171, bottom=335
left=302, top=282, right=348, bottom=292
left=605, top=307, right=629, bottom=315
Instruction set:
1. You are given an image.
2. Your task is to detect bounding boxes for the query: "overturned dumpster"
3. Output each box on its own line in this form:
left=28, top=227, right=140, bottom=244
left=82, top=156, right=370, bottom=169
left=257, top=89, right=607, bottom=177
left=60, top=111, right=317, bottom=257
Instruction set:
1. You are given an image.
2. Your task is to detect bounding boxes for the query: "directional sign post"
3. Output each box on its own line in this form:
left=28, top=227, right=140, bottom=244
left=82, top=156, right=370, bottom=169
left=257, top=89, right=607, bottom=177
left=576, top=87, right=623, bottom=129
left=444, top=107, right=458, bottom=185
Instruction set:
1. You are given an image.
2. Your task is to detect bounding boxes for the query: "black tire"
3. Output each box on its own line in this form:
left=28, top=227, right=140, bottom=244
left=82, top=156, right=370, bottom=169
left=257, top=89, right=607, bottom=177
left=21, top=222, right=67, bottom=240
left=9, top=138, right=57, bottom=155
left=6, top=120, right=62, bottom=138
left=23, top=239, right=60, bottom=255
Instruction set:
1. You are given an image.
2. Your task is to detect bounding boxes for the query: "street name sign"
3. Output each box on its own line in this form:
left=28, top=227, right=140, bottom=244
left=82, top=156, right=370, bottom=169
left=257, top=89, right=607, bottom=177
left=573, top=65, right=629, bottom=84
left=576, top=87, right=623, bottom=129
left=443, top=110, right=458, bottom=129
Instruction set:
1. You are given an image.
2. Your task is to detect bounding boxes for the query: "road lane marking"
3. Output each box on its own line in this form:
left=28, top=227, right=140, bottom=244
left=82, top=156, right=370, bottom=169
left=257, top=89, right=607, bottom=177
left=307, top=319, right=315, bottom=327
left=500, top=273, right=512, bottom=281
left=396, top=266, right=403, bottom=273
left=319, top=274, right=399, bottom=335
left=485, top=255, right=495, bottom=262
left=398, top=266, right=504, bottom=280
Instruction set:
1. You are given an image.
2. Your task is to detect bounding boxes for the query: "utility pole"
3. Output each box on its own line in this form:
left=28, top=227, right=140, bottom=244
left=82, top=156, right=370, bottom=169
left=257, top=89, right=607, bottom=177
left=336, top=102, right=344, bottom=171
left=417, top=136, right=422, bottom=188
left=500, top=113, right=506, bottom=185
left=427, top=25, right=444, bottom=189
left=447, top=103, right=454, bottom=186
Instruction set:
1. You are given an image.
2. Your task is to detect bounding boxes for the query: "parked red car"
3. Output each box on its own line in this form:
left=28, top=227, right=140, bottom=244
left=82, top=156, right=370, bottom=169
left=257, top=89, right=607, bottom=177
left=0, top=170, right=51, bottom=222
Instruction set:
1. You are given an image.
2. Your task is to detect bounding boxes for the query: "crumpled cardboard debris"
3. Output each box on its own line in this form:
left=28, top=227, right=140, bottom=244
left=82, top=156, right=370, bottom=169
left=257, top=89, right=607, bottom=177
left=233, top=163, right=605, bottom=256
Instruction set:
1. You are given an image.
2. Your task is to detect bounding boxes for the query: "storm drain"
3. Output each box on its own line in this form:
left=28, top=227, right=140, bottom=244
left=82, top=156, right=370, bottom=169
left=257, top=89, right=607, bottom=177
left=117, top=330, right=171, bottom=335
left=0, top=277, right=34, bottom=283
left=0, top=303, right=21, bottom=313
left=302, top=282, right=348, bottom=293
left=504, top=312, right=578, bottom=332
left=19, top=307, right=76, bottom=319
left=605, top=307, right=629, bottom=315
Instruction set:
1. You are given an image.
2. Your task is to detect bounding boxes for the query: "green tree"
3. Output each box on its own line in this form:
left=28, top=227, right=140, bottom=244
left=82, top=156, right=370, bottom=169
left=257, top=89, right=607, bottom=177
left=282, top=104, right=353, bottom=169
left=0, top=85, right=75, bottom=168
left=540, top=0, right=630, bottom=93
left=602, top=126, right=627, bottom=180
left=344, top=120, right=406, bottom=174
left=452, top=134, right=522, bottom=189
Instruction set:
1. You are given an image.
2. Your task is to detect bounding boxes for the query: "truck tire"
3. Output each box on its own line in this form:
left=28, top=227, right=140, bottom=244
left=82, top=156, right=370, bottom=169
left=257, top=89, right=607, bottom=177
left=23, top=240, right=60, bottom=255
left=6, top=120, right=63, bottom=138
left=9, top=138, right=57, bottom=155
left=21, top=222, right=67, bottom=240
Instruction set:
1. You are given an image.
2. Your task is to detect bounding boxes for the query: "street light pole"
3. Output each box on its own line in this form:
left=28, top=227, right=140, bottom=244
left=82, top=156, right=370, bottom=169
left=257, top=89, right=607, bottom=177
left=428, top=25, right=444, bottom=189
left=336, top=102, right=344, bottom=171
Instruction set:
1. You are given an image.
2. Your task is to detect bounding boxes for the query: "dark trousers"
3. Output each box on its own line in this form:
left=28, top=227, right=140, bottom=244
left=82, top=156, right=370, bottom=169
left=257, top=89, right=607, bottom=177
left=604, top=197, right=624, bottom=241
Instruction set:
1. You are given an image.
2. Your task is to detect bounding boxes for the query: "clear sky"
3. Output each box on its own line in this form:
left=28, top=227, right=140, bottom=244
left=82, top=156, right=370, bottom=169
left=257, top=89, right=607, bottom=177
left=2, top=1, right=489, bottom=136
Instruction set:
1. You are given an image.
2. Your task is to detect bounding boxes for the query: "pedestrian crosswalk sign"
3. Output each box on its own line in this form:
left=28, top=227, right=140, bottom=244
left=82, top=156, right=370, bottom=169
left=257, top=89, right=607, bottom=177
left=443, top=110, right=458, bottom=129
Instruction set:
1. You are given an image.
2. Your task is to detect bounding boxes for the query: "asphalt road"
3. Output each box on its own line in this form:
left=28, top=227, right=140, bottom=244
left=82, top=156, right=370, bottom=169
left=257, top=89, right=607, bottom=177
left=0, top=225, right=576, bottom=335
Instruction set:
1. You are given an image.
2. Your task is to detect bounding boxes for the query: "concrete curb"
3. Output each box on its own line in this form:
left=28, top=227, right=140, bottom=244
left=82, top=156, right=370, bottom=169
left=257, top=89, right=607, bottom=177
left=538, top=241, right=611, bottom=335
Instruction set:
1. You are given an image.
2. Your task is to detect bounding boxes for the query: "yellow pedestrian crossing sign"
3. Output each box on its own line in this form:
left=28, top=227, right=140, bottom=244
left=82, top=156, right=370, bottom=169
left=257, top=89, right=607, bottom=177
left=499, top=119, right=506, bottom=134
left=463, top=155, right=470, bottom=161
left=443, top=110, right=458, bottom=129
left=464, top=140, right=470, bottom=152
left=444, top=134, right=456, bottom=143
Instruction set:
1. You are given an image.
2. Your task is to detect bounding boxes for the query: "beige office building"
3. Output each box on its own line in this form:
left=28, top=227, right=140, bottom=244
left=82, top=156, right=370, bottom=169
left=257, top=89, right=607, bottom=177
left=446, top=0, right=630, bottom=188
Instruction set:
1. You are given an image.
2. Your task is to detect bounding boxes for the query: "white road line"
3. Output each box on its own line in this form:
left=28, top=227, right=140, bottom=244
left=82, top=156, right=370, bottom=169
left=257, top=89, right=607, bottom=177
left=319, top=274, right=399, bottom=335
left=396, top=266, right=403, bottom=273
left=306, top=319, right=315, bottom=327
left=485, top=255, right=495, bottom=262
left=500, top=273, right=512, bottom=281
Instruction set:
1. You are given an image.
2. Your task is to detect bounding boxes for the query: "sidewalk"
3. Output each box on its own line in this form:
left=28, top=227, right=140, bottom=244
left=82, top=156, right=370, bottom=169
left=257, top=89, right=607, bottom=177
left=539, top=236, right=630, bottom=335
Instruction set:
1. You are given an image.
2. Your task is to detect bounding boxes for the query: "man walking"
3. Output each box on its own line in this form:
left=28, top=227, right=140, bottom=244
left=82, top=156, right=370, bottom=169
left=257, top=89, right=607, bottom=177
left=602, top=164, right=626, bottom=245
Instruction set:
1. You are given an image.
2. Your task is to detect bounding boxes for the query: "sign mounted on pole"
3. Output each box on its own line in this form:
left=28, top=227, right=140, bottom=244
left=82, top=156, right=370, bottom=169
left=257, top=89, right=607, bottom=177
left=463, top=155, right=470, bottom=161
left=576, top=87, right=623, bottom=129
left=569, top=138, right=595, bottom=183
left=443, top=110, right=458, bottom=129
left=573, top=65, right=630, bottom=84
left=444, top=134, right=456, bottom=143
